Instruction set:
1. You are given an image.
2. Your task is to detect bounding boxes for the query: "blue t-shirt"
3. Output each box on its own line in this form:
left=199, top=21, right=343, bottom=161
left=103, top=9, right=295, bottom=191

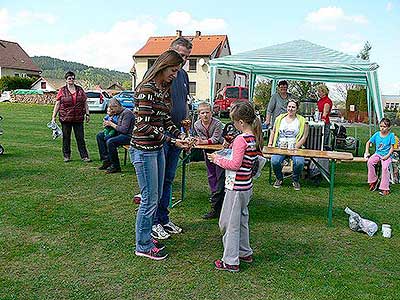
left=369, top=132, right=395, bottom=156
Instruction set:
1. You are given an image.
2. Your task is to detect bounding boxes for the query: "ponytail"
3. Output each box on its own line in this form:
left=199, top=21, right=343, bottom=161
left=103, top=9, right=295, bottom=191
left=252, top=116, right=264, bottom=152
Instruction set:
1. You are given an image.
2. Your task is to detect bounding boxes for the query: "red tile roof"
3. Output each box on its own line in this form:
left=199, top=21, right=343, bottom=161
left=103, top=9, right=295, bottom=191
left=0, top=40, right=41, bottom=72
left=134, top=34, right=229, bottom=57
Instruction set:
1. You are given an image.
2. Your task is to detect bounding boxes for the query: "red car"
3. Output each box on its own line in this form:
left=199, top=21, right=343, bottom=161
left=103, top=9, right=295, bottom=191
left=213, top=86, right=249, bottom=117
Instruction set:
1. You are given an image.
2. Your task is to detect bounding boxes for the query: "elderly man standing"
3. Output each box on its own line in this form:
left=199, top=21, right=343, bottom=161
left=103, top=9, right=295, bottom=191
left=264, top=80, right=291, bottom=127
left=96, top=98, right=135, bottom=173
left=151, top=37, right=193, bottom=240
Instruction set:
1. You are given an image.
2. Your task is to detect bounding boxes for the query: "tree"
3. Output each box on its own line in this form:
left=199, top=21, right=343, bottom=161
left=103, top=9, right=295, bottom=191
left=0, top=76, right=36, bottom=91
left=289, top=81, right=321, bottom=101
left=357, top=41, right=372, bottom=61
left=253, top=79, right=271, bottom=113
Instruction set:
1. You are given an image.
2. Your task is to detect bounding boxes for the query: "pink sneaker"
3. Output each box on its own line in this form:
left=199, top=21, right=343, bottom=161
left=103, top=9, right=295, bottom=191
left=214, top=259, right=239, bottom=272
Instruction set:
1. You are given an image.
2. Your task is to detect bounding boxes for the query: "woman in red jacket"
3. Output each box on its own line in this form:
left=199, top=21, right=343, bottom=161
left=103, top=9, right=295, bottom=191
left=317, top=84, right=333, bottom=150
left=51, top=71, right=91, bottom=162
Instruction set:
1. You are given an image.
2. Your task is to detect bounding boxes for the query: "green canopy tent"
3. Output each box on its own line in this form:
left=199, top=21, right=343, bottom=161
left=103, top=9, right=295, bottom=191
left=209, top=40, right=384, bottom=125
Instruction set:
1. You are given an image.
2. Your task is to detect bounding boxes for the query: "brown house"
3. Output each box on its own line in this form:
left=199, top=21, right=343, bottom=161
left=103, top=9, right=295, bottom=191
left=0, top=40, right=41, bottom=78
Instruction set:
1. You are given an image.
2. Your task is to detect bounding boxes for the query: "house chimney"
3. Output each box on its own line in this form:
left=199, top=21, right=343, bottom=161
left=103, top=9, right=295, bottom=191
left=195, top=31, right=201, bottom=37
left=176, top=30, right=182, bottom=37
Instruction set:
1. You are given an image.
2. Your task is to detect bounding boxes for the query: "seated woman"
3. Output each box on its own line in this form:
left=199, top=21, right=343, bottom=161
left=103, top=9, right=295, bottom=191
left=96, top=98, right=135, bottom=173
left=267, top=99, right=309, bottom=191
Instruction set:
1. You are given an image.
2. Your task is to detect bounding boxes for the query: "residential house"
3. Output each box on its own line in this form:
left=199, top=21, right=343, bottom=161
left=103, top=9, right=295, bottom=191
left=382, top=94, right=400, bottom=111
left=0, top=40, right=41, bottom=78
left=31, top=77, right=67, bottom=92
left=132, top=30, right=240, bottom=101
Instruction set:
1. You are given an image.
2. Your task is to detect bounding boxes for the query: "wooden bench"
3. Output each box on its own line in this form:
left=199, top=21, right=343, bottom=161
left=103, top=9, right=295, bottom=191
left=122, top=144, right=130, bottom=166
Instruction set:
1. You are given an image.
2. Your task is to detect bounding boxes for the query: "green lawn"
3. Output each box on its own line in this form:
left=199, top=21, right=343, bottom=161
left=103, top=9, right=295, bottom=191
left=0, top=103, right=399, bottom=300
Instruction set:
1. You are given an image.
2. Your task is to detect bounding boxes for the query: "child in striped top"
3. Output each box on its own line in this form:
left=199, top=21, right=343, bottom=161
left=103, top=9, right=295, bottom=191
left=207, top=101, right=263, bottom=272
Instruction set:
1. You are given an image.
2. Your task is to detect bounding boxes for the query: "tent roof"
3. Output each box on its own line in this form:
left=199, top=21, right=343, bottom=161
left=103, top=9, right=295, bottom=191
left=210, top=40, right=379, bottom=84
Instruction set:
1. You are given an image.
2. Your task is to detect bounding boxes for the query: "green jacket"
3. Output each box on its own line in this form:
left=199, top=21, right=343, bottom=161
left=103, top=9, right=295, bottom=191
left=272, top=113, right=307, bottom=147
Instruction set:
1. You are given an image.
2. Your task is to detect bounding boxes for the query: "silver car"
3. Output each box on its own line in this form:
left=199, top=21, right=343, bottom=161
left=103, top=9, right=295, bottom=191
left=86, top=90, right=110, bottom=112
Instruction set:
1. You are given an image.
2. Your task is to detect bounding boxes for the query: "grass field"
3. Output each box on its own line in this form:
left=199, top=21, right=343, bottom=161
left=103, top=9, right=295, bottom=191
left=0, top=103, right=399, bottom=300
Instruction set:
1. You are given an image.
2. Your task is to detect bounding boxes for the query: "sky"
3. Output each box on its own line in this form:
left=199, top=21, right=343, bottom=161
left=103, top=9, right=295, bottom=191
left=1, top=0, right=399, bottom=95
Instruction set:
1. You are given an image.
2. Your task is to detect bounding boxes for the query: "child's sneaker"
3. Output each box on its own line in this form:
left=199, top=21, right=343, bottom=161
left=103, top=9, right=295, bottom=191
left=369, top=179, right=379, bottom=191
left=239, top=255, right=253, bottom=263
left=133, top=194, right=141, bottom=204
left=214, top=259, right=239, bottom=272
left=292, top=181, right=301, bottom=191
left=273, top=179, right=283, bottom=189
left=151, top=224, right=170, bottom=240
left=379, top=190, right=390, bottom=196
left=152, top=238, right=165, bottom=251
left=135, top=247, right=168, bottom=260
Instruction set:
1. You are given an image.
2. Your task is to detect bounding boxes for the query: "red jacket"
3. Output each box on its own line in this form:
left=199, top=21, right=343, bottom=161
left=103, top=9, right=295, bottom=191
left=58, top=85, right=87, bottom=122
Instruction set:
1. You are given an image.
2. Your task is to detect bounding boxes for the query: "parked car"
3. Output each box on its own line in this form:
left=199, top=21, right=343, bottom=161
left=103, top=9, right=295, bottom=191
left=85, top=90, right=110, bottom=112
left=213, top=86, right=249, bottom=117
left=114, top=91, right=135, bottom=110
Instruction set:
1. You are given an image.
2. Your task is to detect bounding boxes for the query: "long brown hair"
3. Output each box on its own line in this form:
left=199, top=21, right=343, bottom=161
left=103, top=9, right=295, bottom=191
left=136, top=50, right=184, bottom=92
left=230, top=101, right=263, bottom=151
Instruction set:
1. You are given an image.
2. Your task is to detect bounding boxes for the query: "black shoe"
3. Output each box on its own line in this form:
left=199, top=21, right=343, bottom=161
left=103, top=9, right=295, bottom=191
left=202, top=209, right=219, bottom=219
left=98, top=161, right=111, bottom=170
left=105, top=166, right=121, bottom=174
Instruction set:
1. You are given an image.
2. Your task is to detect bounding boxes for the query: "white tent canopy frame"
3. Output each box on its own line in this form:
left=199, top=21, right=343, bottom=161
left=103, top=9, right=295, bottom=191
left=209, top=40, right=384, bottom=124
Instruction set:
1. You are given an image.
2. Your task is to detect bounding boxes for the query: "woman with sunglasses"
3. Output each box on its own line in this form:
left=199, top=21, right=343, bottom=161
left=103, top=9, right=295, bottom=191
left=51, top=71, right=91, bottom=162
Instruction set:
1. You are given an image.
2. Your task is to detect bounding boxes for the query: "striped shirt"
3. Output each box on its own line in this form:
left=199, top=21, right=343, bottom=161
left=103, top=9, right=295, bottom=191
left=214, top=133, right=258, bottom=191
left=130, top=82, right=181, bottom=151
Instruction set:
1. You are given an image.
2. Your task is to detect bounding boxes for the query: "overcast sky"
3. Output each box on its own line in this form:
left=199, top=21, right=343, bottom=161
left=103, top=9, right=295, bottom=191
left=1, top=0, right=399, bottom=95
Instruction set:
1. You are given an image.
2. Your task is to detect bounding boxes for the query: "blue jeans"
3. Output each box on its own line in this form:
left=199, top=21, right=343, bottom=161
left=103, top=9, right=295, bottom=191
left=154, top=142, right=182, bottom=225
left=96, top=132, right=131, bottom=168
left=130, top=148, right=165, bottom=252
left=271, top=154, right=304, bottom=183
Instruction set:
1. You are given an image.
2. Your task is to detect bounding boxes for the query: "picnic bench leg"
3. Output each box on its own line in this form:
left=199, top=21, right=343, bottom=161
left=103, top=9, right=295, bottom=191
left=124, top=148, right=127, bottom=166
left=328, top=159, right=336, bottom=227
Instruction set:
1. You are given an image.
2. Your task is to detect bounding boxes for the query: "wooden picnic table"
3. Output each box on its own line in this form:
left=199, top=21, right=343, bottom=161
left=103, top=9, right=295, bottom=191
left=263, top=146, right=353, bottom=226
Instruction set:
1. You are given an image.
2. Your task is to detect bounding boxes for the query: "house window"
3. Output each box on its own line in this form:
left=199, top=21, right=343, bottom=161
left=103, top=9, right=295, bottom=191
left=148, top=59, right=156, bottom=69
left=216, top=83, right=222, bottom=92
left=189, top=82, right=196, bottom=95
left=14, top=73, right=20, bottom=77
left=218, top=69, right=222, bottom=75
left=188, top=59, right=197, bottom=72
left=41, top=82, right=46, bottom=89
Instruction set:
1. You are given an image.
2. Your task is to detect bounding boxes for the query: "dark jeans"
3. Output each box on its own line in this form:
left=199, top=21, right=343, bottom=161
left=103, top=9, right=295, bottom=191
left=61, top=122, right=89, bottom=159
left=154, top=142, right=182, bottom=225
left=324, top=123, right=331, bottom=150
left=96, top=132, right=131, bottom=168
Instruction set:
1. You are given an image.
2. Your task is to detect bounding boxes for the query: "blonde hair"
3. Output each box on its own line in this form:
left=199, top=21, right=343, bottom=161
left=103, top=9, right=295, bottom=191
left=197, top=101, right=211, bottom=112
left=317, top=84, right=329, bottom=96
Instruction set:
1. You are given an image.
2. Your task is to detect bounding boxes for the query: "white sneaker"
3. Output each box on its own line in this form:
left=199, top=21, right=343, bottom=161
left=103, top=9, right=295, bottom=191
left=151, top=224, right=170, bottom=240
left=163, top=221, right=183, bottom=234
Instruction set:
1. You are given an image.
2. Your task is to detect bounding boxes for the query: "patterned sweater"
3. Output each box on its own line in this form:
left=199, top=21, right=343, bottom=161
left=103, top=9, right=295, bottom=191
left=214, top=133, right=258, bottom=191
left=130, top=82, right=181, bottom=151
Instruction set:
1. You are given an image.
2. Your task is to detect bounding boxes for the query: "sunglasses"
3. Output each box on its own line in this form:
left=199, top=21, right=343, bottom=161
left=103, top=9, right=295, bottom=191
left=67, top=77, right=75, bottom=80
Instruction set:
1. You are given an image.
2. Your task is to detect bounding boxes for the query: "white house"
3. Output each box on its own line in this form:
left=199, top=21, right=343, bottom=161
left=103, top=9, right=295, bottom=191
left=382, top=94, right=400, bottom=111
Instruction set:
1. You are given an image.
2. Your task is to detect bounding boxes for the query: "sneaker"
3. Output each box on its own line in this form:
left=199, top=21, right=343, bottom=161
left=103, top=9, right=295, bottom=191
left=239, top=255, right=253, bottom=263
left=152, top=238, right=165, bottom=251
left=163, top=221, right=183, bottom=234
left=214, top=259, right=239, bottom=273
left=369, top=179, right=379, bottom=191
left=105, top=166, right=122, bottom=174
left=63, top=156, right=71, bottom=162
left=202, top=209, right=219, bottom=219
left=98, top=161, right=111, bottom=170
left=151, top=224, right=170, bottom=240
left=292, top=181, right=301, bottom=191
left=133, top=194, right=141, bottom=205
left=273, top=179, right=283, bottom=189
left=379, top=190, right=390, bottom=196
left=135, top=247, right=168, bottom=260
left=82, top=157, right=92, bottom=162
